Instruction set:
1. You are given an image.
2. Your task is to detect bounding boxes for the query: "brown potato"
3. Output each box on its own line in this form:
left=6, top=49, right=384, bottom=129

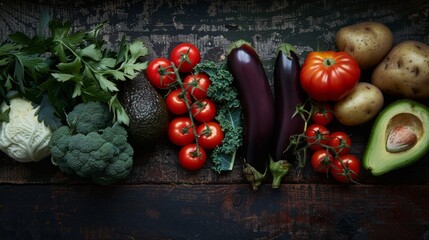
left=336, top=21, right=393, bottom=69
left=334, top=82, right=384, bottom=126
left=371, top=40, right=429, bottom=99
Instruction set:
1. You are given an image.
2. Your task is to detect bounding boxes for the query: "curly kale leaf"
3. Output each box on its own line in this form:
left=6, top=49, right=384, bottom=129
left=211, top=105, right=242, bottom=173
left=195, top=61, right=243, bottom=173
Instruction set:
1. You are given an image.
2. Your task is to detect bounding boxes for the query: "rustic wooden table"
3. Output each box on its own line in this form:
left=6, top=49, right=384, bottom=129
left=1, top=0, right=429, bottom=239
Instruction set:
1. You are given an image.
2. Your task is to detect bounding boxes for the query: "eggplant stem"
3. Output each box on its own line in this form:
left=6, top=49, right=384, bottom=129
left=270, top=158, right=292, bottom=189
left=276, top=43, right=298, bottom=60
left=226, top=39, right=251, bottom=56
left=243, top=162, right=267, bottom=191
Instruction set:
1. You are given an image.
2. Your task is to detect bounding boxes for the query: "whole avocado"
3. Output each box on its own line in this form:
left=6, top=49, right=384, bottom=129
left=118, top=73, right=169, bottom=150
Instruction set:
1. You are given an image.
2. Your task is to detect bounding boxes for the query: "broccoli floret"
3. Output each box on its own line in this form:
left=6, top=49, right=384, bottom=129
left=49, top=126, right=72, bottom=172
left=49, top=102, right=134, bottom=185
left=67, top=101, right=113, bottom=135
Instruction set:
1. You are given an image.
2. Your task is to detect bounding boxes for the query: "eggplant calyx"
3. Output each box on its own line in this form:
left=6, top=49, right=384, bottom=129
left=269, top=158, right=292, bottom=189
left=276, top=43, right=298, bottom=60
left=243, top=162, right=267, bottom=191
left=226, top=39, right=252, bottom=56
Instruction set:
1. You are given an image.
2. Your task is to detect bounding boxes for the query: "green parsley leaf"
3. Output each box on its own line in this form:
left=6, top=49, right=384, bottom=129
left=34, top=94, right=63, bottom=130
left=80, top=44, right=102, bottom=61
left=0, top=107, right=10, bottom=123
left=51, top=73, right=75, bottom=82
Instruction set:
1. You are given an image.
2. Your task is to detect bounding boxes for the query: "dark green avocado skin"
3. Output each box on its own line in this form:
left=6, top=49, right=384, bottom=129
left=118, top=74, right=169, bottom=150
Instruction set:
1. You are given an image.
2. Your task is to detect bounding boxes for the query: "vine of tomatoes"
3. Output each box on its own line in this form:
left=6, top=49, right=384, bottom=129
left=306, top=101, right=361, bottom=183
left=146, top=42, right=224, bottom=171
left=288, top=99, right=361, bottom=184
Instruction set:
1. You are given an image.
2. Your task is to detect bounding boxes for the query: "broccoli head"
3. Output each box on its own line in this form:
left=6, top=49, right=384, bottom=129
left=49, top=102, right=134, bottom=185
left=66, top=101, right=113, bottom=135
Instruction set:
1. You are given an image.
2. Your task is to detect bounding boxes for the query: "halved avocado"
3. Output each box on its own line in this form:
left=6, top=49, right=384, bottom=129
left=363, top=99, right=429, bottom=176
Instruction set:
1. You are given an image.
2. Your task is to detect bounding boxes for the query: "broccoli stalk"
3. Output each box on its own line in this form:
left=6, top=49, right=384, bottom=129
left=49, top=101, right=134, bottom=185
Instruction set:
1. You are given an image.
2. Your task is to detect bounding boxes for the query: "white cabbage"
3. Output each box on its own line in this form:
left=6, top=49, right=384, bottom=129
left=0, top=98, right=52, bottom=162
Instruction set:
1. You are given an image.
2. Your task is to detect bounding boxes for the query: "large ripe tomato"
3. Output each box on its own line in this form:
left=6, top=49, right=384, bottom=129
left=170, top=43, right=201, bottom=73
left=311, top=101, right=334, bottom=126
left=166, top=89, right=191, bottom=115
left=196, top=122, right=224, bottom=149
left=183, top=73, right=211, bottom=99
left=146, top=57, right=176, bottom=89
left=328, top=131, right=352, bottom=156
left=305, top=124, right=330, bottom=150
left=330, top=154, right=361, bottom=183
left=168, top=117, right=195, bottom=146
left=300, top=51, right=360, bottom=101
left=179, top=143, right=207, bottom=171
left=311, top=149, right=334, bottom=174
left=191, top=98, right=217, bottom=123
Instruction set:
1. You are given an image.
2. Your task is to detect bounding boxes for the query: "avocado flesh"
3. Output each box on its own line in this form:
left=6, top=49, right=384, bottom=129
left=363, top=99, right=429, bottom=176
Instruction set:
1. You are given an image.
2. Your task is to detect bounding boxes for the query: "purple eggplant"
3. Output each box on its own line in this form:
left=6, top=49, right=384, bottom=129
left=270, top=43, right=306, bottom=188
left=226, top=40, right=275, bottom=191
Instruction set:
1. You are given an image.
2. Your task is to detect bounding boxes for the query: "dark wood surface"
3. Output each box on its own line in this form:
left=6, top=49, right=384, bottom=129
left=1, top=1, right=429, bottom=239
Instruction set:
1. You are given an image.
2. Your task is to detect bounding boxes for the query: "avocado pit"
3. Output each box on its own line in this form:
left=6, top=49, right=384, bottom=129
left=385, top=113, right=422, bottom=153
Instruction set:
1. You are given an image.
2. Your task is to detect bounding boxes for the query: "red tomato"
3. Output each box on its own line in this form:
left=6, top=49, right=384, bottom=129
left=179, top=144, right=207, bottom=171
left=146, top=57, right=176, bottom=89
left=170, top=43, right=201, bottom=73
left=330, top=154, right=361, bottom=183
left=166, top=89, right=191, bottom=115
left=168, top=117, right=195, bottom=146
left=311, top=101, right=334, bottom=126
left=305, top=124, right=330, bottom=150
left=311, top=149, right=334, bottom=173
left=300, top=51, right=360, bottom=101
left=183, top=73, right=211, bottom=99
left=328, top=131, right=352, bottom=156
left=191, top=98, right=216, bottom=122
left=196, top=122, right=224, bottom=149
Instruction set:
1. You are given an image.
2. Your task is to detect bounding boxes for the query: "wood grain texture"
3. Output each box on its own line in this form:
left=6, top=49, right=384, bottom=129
left=1, top=0, right=429, bottom=239
left=1, top=184, right=429, bottom=240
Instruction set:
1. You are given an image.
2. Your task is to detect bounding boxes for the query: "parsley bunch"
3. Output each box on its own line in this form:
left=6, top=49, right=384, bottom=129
left=0, top=13, right=148, bottom=129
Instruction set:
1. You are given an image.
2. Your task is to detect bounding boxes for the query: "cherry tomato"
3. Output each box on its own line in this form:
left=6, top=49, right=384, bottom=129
left=311, top=101, right=334, bottom=126
left=166, top=89, right=191, bottom=115
left=196, top=122, right=224, bottom=149
left=170, top=43, right=201, bottom=73
left=311, top=149, right=334, bottom=174
left=146, top=57, right=176, bottom=89
left=300, top=51, right=360, bottom=101
left=305, top=124, right=330, bottom=150
left=330, top=154, right=361, bottom=183
left=328, top=131, right=352, bottom=156
left=179, top=143, right=207, bottom=171
left=183, top=73, right=211, bottom=99
left=168, top=117, right=195, bottom=146
left=191, top=98, right=216, bottom=123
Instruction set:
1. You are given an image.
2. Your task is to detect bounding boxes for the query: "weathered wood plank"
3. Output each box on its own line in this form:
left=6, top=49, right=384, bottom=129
left=1, top=0, right=428, bottom=59
left=1, top=184, right=429, bottom=239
